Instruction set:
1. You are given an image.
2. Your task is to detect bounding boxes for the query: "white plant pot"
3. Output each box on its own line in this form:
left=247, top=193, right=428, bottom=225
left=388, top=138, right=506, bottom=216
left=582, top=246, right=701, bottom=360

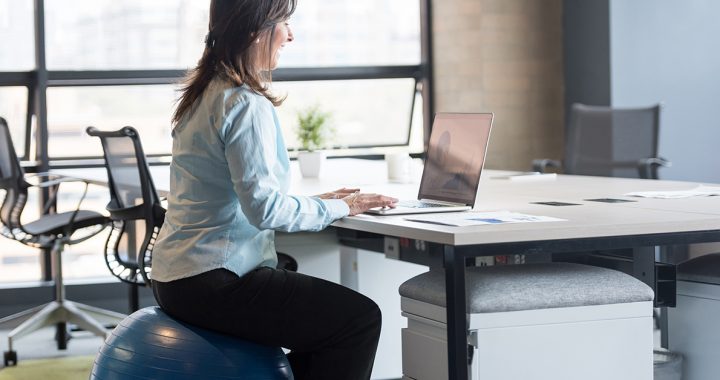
left=297, top=151, right=325, bottom=178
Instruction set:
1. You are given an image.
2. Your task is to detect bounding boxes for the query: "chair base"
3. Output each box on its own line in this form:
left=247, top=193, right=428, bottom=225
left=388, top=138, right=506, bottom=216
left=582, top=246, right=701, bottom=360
left=0, top=300, right=125, bottom=366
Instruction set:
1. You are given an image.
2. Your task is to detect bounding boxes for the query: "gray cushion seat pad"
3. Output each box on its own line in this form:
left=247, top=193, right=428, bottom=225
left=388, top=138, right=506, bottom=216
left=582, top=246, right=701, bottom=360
left=399, top=263, right=654, bottom=313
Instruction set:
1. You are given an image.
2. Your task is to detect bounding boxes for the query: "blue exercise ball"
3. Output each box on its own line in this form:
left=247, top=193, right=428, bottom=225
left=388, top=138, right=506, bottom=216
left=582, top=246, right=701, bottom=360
left=91, top=307, right=293, bottom=380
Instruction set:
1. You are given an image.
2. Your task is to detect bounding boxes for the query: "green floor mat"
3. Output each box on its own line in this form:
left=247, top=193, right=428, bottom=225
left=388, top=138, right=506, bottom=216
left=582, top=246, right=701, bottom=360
left=0, top=355, right=95, bottom=380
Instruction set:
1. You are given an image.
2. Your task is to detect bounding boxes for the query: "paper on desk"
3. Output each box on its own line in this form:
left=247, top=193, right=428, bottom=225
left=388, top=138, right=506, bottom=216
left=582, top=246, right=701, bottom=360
left=404, top=211, right=566, bottom=227
left=491, top=172, right=558, bottom=181
left=625, top=185, right=720, bottom=199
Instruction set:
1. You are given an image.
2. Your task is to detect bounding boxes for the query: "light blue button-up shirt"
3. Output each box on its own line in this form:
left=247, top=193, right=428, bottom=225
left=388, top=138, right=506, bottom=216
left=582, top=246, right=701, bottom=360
left=152, top=79, right=349, bottom=282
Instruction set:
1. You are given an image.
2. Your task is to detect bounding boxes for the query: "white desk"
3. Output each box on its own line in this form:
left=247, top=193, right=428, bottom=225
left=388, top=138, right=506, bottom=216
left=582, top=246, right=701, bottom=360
left=59, top=158, right=720, bottom=380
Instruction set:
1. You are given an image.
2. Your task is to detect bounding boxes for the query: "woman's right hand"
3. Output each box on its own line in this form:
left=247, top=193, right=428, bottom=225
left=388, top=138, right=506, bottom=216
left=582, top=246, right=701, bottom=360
left=342, top=193, right=398, bottom=216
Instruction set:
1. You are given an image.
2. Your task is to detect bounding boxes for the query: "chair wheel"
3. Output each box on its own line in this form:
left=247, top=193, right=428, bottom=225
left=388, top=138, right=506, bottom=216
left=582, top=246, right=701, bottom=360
left=55, top=322, right=71, bottom=350
left=4, top=350, right=17, bottom=366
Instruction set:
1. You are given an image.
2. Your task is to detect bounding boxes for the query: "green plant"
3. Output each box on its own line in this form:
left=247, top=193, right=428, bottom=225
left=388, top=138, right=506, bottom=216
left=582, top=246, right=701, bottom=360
left=296, top=105, right=333, bottom=151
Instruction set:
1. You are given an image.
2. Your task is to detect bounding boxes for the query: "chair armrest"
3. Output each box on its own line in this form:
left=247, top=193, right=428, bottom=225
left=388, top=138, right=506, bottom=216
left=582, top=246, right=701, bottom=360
left=637, top=157, right=671, bottom=179
left=24, top=172, right=88, bottom=188
left=532, top=159, right=562, bottom=173
left=24, top=173, right=95, bottom=222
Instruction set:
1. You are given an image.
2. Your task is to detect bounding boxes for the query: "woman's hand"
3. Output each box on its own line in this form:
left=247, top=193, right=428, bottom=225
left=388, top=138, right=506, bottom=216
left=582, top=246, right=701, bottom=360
left=342, top=193, right=398, bottom=216
left=316, top=187, right=360, bottom=200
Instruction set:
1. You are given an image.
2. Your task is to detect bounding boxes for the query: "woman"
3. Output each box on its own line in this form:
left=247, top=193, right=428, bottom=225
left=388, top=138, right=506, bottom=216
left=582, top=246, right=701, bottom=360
left=151, top=0, right=398, bottom=379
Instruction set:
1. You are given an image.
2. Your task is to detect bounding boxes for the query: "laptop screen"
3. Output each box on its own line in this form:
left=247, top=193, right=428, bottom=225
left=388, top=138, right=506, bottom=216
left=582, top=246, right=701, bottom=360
left=417, top=113, right=493, bottom=206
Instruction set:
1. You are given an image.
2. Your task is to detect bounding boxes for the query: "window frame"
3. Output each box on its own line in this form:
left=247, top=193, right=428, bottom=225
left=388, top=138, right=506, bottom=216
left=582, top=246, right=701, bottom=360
left=0, top=0, right=435, bottom=283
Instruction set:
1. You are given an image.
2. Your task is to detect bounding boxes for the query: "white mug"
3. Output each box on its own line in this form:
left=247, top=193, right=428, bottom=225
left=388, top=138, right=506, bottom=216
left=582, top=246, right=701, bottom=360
left=386, top=153, right=412, bottom=183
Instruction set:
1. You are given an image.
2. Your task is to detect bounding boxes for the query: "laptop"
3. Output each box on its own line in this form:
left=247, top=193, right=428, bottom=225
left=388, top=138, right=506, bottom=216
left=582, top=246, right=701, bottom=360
left=366, top=112, right=494, bottom=215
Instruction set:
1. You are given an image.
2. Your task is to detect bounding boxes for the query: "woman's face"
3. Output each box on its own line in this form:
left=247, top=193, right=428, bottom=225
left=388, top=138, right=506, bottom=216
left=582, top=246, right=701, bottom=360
left=257, top=20, right=294, bottom=71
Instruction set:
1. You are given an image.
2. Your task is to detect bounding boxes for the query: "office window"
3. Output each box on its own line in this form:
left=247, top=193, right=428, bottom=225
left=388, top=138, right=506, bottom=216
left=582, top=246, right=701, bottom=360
left=43, top=0, right=421, bottom=70
left=274, top=79, right=420, bottom=150
left=47, top=85, right=174, bottom=158
left=0, top=87, right=29, bottom=157
left=46, top=81, right=422, bottom=158
left=45, top=0, right=208, bottom=70
left=0, top=0, right=35, bottom=70
left=1, top=0, right=428, bottom=284
left=281, top=0, right=421, bottom=67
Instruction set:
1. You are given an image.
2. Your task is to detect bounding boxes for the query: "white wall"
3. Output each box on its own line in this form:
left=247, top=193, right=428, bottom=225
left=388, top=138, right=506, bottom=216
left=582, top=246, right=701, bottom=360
left=610, top=0, right=720, bottom=183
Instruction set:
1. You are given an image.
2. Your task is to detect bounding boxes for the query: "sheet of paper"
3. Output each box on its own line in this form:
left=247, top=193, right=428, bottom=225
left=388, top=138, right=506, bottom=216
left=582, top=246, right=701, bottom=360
left=404, top=211, right=566, bottom=227
left=491, top=172, right=557, bottom=181
left=625, top=185, right=720, bottom=199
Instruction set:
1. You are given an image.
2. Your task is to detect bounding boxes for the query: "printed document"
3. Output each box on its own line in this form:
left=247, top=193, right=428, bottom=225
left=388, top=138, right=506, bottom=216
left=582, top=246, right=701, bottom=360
left=405, top=211, right=566, bottom=227
left=625, top=185, right=720, bottom=199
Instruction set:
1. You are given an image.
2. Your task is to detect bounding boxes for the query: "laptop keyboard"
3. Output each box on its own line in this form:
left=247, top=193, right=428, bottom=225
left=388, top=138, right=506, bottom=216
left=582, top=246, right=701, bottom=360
left=396, top=200, right=449, bottom=208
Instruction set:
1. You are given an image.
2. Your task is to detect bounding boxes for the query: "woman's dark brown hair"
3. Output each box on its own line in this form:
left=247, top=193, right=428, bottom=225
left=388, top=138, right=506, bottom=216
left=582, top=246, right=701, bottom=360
left=172, top=0, right=297, bottom=124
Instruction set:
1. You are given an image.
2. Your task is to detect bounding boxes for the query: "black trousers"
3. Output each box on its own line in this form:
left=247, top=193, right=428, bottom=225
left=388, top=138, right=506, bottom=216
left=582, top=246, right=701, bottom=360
left=153, top=267, right=382, bottom=380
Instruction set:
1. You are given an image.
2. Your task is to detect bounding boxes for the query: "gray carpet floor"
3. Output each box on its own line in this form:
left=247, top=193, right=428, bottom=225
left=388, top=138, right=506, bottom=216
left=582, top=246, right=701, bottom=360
left=0, top=326, right=103, bottom=370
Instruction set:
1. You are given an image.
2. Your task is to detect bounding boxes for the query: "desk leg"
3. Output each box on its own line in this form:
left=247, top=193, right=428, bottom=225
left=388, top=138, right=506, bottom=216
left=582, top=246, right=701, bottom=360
left=632, top=246, right=657, bottom=295
left=635, top=246, right=673, bottom=349
left=444, top=245, right=469, bottom=380
left=659, top=307, right=669, bottom=348
left=340, top=246, right=359, bottom=291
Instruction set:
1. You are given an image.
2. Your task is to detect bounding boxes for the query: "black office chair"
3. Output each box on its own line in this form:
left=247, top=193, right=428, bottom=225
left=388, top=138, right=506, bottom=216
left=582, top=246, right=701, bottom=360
left=533, top=104, right=672, bottom=328
left=86, top=126, right=166, bottom=313
left=0, top=118, right=124, bottom=367
left=86, top=126, right=297, bottom=290
left=533, top=103, right=670, bottom=179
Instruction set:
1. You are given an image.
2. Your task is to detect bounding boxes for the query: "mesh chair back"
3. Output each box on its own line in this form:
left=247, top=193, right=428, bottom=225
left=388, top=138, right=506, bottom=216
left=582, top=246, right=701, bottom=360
left=87, top=126, right=165, bottom=286
left=103, top=133, right=160, bottom=209
left=0, top=118, right=28, bottom=234
left=565, top=103, right=661, bottom=178
left=0, top=117, right=22, bottom=183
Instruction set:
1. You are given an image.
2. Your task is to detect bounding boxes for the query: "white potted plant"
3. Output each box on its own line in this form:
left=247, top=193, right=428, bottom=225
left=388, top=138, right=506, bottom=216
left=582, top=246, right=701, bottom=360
left=295, top=105, right=333, bottom=178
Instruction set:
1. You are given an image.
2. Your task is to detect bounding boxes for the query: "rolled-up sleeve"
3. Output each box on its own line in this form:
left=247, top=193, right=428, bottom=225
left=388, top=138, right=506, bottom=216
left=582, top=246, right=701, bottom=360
left=221, top=99, right=349, bottom=233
